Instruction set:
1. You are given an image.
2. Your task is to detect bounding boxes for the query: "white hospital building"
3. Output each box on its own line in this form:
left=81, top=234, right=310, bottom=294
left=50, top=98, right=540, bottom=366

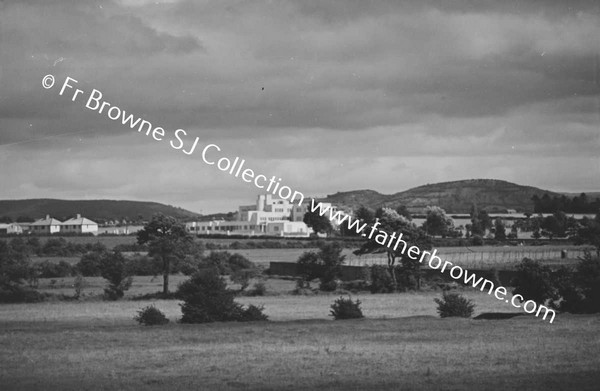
left=186, top=194, right=338, bottom=237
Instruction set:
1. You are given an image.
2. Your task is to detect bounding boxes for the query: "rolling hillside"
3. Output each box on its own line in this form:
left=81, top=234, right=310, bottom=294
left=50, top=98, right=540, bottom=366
left=321, top=179, right=564, bottom=214
left=0, top=199, right=202, bottom=222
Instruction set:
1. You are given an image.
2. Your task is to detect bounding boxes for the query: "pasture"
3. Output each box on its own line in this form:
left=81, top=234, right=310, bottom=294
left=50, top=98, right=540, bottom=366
left=1, top=290, right=598, bottom=390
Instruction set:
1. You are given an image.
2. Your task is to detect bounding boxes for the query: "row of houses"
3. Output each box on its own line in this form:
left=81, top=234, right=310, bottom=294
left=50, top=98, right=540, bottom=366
left=0, top=214, right=99, bottom=235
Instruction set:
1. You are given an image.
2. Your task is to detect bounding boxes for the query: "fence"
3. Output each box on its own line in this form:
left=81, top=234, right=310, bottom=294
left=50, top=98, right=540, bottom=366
left=268, top=261, right=519, bottom=285
left=343, top=247, right=594, bottom=270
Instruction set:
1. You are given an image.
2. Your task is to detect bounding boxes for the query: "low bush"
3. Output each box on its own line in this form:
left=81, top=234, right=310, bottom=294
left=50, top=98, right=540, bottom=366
left=35, top=260, right=74, bottom=278
left=125, top=255, right=161, bottom=276
left=134, top=305, right=170, bottom=326
left=330, top=296, right=364, bottom=320
left=470, top=235, right=484, bottom=246
left=245, top=281, right=267, bottom=296
left=434, top=292, right=475, bottom=318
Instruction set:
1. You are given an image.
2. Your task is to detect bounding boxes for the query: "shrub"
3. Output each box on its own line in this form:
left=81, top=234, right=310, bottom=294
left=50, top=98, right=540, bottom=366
left=35, top=260, right=74, bottom=278
left=134, top=305, right=170, bottom=326
left=178, top=269, right=268, bottom=323
left=76, top=251, right=105, bottom=277
left=125, top=255, right=161, bottom=276
left=175, top=255, right=202, bottom=276
left=249, top=281, right=267, bottom=296
left=237, top=304, right=268, bottom=321
left=552, top=252, right=600, bottom=314
left=296, top=242, right=345, bottom=291
left=330, top=296, right=364, bottom=320
left=512, top=258, right=557, bottom=305
left=230, top=268, right=259, bottom=291
left=200, top=252, right=256, bottom=275
left=227, top=253, right=255, bottom=272
left=434, top=292, right=475, bottom=318
left=470, top=235, right=484, bottom=246
left=73, top=274, right=85, bottom=299
left=370, top=265, right=395, bottom=293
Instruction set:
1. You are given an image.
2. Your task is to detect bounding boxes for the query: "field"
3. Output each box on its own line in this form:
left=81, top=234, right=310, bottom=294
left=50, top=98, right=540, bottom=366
left=1, top=289, right=599, bottom=390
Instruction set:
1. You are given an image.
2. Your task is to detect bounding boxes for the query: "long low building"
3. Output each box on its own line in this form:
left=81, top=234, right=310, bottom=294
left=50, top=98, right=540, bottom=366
left=187, top=194, right=314, bottom=237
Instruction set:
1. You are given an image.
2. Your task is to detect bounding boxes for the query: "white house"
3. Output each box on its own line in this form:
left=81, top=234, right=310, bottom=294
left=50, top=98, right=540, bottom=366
left=0, top=223, right=23, bottom=235
left=30, top=215, right=62, bottom=234
left=61, top=214, right=99, bottom=235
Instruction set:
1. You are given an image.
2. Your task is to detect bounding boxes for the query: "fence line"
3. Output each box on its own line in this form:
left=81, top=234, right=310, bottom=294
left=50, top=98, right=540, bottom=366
left=345, top=247, right=594, bottom=268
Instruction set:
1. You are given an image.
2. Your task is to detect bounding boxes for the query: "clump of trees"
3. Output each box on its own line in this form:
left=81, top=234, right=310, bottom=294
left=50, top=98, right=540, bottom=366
left=512, top=254, right=600, bottom=314
left=422, top=206, right=459, bottom=238
left=296, top=241, right=346, bottom=291
left=532, top=192, right=600, bottom=214
left=354, top=208, right=432, bottom=291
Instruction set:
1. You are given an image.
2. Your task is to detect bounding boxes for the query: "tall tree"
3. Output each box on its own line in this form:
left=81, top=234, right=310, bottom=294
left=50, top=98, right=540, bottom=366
left=303, top=210, right=333, bottom=236
left=354, top=208, right=431, bottom=291
left=137, top=213, right=192, bottom=294
left=494, top=218, right=506, bottom=240
left=422, top=206, right=454, bottom=237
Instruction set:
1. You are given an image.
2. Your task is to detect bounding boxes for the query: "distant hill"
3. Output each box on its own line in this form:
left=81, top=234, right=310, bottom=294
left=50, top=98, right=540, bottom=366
left=321, top=179, right=565, bottom=214
left=0, top=199, right=202, bottom=222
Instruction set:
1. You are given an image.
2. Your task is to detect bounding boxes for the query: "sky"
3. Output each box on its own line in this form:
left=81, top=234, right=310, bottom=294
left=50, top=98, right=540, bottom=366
left=1, top=0, right=599, bottom=214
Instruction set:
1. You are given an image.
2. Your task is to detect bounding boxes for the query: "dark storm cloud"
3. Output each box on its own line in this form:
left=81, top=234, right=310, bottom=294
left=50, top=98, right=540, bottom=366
left=0, top=0, right=598, bottom=212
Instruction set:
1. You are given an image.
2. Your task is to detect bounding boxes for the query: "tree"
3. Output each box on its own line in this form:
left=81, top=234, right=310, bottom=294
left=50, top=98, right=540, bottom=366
left=354, top=208, right=432, bottom=291
left=296, top=242, right=346, bottom=291
left=494, top=218, right=506, bottom=240
left=0, top=240, right=31, bottom=292
left=540, top=211, right=568, bottom=239
left=137, top=213, right=192, bottom=294
left=303, top=210, right=332, bottom=236
left=99, top=251, right=132, bottom=300
left=422, top=206, right=454, bottom=237
left=572, top=214, right=600, bottom=256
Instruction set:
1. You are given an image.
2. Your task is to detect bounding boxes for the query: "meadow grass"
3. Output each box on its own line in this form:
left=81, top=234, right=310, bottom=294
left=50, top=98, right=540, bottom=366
left=0, top=300, right=598, bottom=390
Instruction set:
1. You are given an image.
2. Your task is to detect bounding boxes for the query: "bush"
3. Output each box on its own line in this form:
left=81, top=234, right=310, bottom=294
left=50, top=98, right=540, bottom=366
left=73, top=274, right=85, bottom=299
left=200, top=252, right=256, bottom=275
left=552, top=252, right=600, bottom=314
left=35, top=260, right=74, bottom=278
left=330, top=296, right=364, bottom=320
left=512, top=258, right=557, bottom=305
left=178, top=269, right=268, bottom=323
left=248, top=281, right=267, bottom=296
left=470, top=235, right=484, bottom=246
left=230, top=268, right=259, bottom=291
left=125, top=255, right=161, bottom=276
left=434, top=292, right=475, bottom=318
left=237, top=304, right=269, bottom=321
left=134, top=305, right=170, bottom=326
left=370, top=265, right=395, bottom=293
left=76, top=251, right=105, bottom=277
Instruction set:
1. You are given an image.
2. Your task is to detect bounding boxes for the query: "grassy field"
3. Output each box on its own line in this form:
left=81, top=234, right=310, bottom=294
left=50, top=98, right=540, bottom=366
left=0, top=291, right=598, bottom=390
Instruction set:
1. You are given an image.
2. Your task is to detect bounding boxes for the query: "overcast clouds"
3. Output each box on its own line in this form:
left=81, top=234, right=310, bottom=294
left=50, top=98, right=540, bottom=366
left=1, top=0, right=599, bottom=213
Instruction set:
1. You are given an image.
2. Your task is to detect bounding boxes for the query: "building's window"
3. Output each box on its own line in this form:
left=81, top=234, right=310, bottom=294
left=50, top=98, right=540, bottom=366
left=274, top=226, right=279, bottom=231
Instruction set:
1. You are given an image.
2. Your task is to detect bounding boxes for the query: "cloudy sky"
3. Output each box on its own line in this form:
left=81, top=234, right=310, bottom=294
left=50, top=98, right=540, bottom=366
left=1, top=0, right=599, bottom=214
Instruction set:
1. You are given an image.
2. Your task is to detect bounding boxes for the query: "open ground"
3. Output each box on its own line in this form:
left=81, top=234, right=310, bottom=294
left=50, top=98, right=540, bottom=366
left=1, top=288, right=599, bottom=390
